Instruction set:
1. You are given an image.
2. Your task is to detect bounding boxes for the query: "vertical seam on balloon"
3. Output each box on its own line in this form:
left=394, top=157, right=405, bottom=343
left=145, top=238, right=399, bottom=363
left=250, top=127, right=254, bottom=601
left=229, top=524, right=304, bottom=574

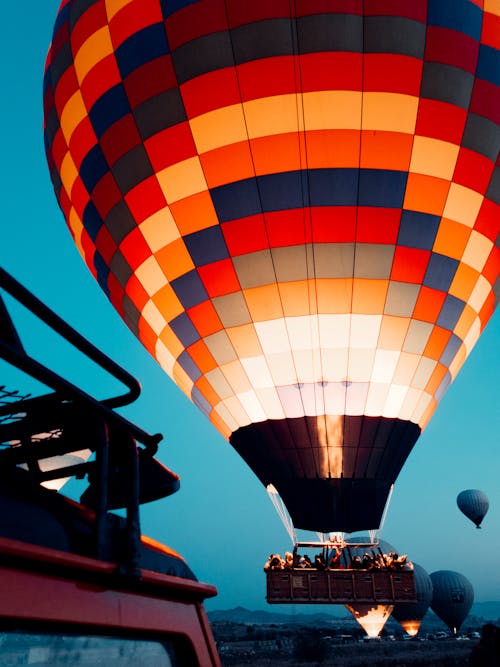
left=150, top=4, right=247, bottom=437
left=405, top=0, right=484, bottom=434
left=156, top=5, right=241, bottom=428
left=220, top=0, right=310, bottom=479
left=397, top=0, right=436, bottom=441
left=347, top=0, right=365, bottom=483
left=377, top=1, right=433, bottom=484
left=288, top=0, right=326, bottom=479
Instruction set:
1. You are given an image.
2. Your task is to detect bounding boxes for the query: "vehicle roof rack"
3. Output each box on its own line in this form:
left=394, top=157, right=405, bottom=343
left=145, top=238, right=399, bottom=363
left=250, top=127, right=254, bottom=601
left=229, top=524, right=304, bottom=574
left=0, top=267, right=178, bottom=574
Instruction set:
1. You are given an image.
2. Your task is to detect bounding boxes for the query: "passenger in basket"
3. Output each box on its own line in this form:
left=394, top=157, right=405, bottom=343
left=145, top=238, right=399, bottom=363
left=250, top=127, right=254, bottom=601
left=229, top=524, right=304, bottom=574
left=264, top=554, right=284, bottom=570
left=302, top=554, right=313, bottom=568
left=314, top=554, right=327, bottom=570
left=350, top=555, right=363, bottom=570
left=284, top=552, right=294, bottom=570
left=329, top=546, right=343, bottom=569
left=362, top=553, right=376, bottom=570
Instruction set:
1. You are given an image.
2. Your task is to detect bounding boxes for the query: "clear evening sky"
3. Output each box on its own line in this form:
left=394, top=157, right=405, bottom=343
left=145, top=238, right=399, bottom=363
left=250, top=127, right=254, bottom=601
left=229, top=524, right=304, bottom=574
left=1, top=2, right=498, bottom=611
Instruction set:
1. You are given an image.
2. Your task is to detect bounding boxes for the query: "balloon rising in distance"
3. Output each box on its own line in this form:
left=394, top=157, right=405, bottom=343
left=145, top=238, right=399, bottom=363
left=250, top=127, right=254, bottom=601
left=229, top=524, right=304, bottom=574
left=457, top=489, right=489, bottom=528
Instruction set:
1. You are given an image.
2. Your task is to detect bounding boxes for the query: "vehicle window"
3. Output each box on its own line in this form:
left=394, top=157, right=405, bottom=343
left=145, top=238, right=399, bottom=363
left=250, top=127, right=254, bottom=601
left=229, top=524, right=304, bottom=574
left=0, top=630, right=192, bottom=666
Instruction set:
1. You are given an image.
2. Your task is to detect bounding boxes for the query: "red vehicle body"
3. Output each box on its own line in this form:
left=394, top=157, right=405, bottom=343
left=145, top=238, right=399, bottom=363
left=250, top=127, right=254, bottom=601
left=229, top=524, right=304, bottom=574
left=0, top=268, right=221, bottom=666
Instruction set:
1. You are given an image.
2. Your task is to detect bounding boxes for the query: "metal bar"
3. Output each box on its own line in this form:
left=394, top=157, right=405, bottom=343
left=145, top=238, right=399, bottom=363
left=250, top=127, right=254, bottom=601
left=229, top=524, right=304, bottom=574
left=94, top=418, right=109, bottom=561
left=0, top=294, right=25, bottom=354
left=119, top=431, right=141, bottom=578
left=0, top=342, right=161, bottom=453
left=0, top=267, right=140, bottom=409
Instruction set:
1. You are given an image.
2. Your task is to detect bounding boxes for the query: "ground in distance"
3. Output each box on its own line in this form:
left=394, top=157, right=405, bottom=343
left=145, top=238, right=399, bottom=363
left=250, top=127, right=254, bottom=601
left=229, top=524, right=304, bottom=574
left=213, top=620, right=478, bottom=667
left=219, top=637, right=472, bottom=667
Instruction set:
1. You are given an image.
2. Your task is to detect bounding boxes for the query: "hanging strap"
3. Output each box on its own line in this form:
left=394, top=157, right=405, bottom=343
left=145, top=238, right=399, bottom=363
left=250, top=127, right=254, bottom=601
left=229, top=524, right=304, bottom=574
left=266, top=484, right=297, bottom=545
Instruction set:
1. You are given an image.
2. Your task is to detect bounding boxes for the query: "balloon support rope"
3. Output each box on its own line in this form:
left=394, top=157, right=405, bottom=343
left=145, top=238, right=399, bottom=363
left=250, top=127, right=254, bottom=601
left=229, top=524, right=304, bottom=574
left=378, top=483, right=394, bottom=535
left=266, top=484, right=297, bottom=545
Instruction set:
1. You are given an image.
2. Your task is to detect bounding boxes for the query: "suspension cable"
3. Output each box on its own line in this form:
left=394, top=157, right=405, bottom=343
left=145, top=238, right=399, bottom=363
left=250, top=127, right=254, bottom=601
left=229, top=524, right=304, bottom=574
left=266, top=484, right=297, bottom=545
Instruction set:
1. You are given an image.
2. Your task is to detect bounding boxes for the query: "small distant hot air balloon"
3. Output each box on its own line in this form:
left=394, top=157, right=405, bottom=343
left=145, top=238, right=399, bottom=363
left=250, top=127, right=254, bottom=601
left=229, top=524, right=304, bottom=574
left=457, top=489, right=489, bottom=528
left=392, top=563, right=433, bottom=636
left=430, top=570, right=474, bottom=635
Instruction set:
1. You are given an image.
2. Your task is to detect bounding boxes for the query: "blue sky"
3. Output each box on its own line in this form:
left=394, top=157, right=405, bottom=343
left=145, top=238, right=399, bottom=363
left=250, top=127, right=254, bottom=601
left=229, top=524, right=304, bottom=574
left=1, top=2, right=499, bottom=611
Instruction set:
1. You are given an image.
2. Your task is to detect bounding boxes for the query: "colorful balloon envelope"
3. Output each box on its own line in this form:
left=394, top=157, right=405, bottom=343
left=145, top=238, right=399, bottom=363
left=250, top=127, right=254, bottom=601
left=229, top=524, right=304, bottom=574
left=44, top=0, right=500, bottom=532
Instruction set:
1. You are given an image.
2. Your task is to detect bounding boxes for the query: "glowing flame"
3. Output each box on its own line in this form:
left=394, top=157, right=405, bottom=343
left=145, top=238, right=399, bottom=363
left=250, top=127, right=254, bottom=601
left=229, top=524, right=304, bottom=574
left=400, top=620, right=421, bottom=637
left=346, top=604, right=394, bottom=638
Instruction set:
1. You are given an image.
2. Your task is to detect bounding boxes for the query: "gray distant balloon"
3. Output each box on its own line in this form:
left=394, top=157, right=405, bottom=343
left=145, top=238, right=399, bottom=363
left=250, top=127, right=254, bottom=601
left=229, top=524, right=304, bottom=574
left=392, top=563, right=433, bottom=636
left=430, top=570, right=474, bottom=635
left=457, top=489, right=489, bottom=528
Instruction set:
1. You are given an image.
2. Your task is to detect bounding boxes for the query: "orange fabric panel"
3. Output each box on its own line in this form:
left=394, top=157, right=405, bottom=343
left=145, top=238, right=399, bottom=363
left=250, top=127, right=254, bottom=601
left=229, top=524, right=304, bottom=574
left=424, top=327, right=452, bottom=361
left=169, top=191, right=219, bottom=235
left=403, top=173, right=450, bottom=215
left=187, top=339, right=218, bottom=373
left=155, top=238, right=194, bottom=281
left=360, top=130, right=413, bottom=170
left=316, top=279, right=353, bottom=314
left=187, top=300, right=224, bottom=337
left=352, top=279, right=389, bottom=314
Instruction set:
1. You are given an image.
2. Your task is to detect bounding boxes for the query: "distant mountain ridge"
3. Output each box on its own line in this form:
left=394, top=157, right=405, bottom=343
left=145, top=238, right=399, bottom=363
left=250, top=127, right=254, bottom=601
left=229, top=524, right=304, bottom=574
left=208, top=602, right=500, bottom=626
left=208, top=605, right=348, bottom=625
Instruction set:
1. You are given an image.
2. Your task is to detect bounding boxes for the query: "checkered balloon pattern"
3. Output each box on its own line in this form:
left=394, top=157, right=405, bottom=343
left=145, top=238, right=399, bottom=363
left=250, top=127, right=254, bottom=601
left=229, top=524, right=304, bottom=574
left=44, top=0, right=499, bottom=531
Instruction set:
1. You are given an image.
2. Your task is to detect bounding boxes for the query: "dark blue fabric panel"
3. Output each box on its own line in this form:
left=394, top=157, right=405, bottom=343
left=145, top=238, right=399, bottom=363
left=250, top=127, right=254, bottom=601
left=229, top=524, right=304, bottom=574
left=210, top=178, right=262, bottom=223
left=69, top=0, right=100, bottom=29
left=440, top=333, right=462, bottom=367
left=398, top=210, right=440, bottom=250
left=89, top=85, right=130, bottom=137
left=53, top=1, right=70, bottom=36
left=79, top=144, right=109, bottom=193
left=477, top=45, right=500, bottom=87
left=358, top=170, right=407, bottom=208
left=423, top=253, right=459, bottom=291
left=170, top=311, right=200, bottom=347
left=427, top=0, right=482, bottom=41
left=161, top=0, right=199, bottom=17
left=259, top=171, right=306, bottom=210
left=435, top=370, right=452, bottom=403
left=94, top=251, right=110, bottom=297
left=177, top=349, right=202, bottom=382
left=211, top=169, right=408, bottom=222
left=184, top=225, right=229, bottom=266
left=308, top=169, right=359, bottom=206
left=191, top=386, right=212, bottom=417
left=116, top=23, right=170, bottom=79
left=171, top=269, right=209, bottom=309
left=82, top=201, right=103, bottom=242
left=437, top=294, right=466, bottom=330
left=43, top=67, right=53, bottom=97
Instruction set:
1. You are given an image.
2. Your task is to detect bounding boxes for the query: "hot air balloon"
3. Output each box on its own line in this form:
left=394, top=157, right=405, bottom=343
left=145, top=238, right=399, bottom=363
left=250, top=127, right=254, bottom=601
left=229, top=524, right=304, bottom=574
left=457, top=489, right=489, bottom=528
left=342, top=537, right=407, bottom=634
left=392, top=563, right=433, bottom=636
left=430, top=570, right=474, bottom=635
left=43, top=0, right=500, bottom=534
left=346, top=603, right=394, bottom=639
